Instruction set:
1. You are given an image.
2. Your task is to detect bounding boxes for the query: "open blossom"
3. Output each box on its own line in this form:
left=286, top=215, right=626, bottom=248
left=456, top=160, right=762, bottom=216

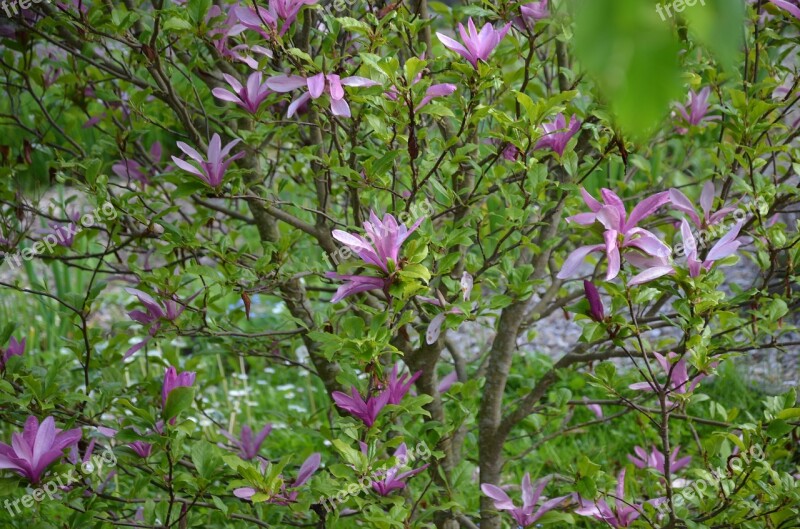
left=332, top=386, right=390, bottom=427
left=213, top=72, right=271, bottom=114
left=172, top=133, right=244, bottom=188
left=363, top=443, right=429, bottom=496
left=515, top=0, right=549, bottom=30
left=221, top=424, right=272, bottom=460
left=234, top=0, right=317, bottom=37
left=386, top=365, right=421, bottom=405
left=327, top=212, right=424, bottom=302
left=628, top=445, right=691, bottom=474
left=680, top=219, right=745, bottom=277
left=669, top=181, right=735, bottom=228
left=674, top=87, right=720, bottom=134
left=267, top=73, right=379, bottom=118
left=124, top=288, right=199, bottom=358
left=481, top=474, right=568, bottom=527
left=558, top=188, right=672, bottom=284
left=207, top=6, right=272, bottom=68
left=629, top=352, right=708, bottom=401
left=436, top=18, right=511, bottom=69
left=128, top=441, right=153, bottom=459
left=0, top=416, right=81, bottom=484
left=535, top=113, right=581, bottom=156
left=575, top=469, right=664, bottom=527
left=0, top=336, right=25, bottom=370
left=234, top=452, right=320, bottom=503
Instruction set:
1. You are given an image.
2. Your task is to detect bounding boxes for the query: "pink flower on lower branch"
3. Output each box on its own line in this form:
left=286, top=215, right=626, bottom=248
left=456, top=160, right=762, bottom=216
left=669, top=181, right=735, bottom=229
left=0, top=416, right=81, bottom=484
left=575, top=469, right=665, bottom=527
left=558, top=187, right=672, bottom=284
left=628, top=445, right=691, bottom=474
left=628, top=352, right=711, bottom=405
left=535, top=113, right=581, bottom=156
left=124, top=288, right=200, bottom=359
left=220, top=424, right=272, bottom=461
left=332, top=386, right=390, bottom=427
left=171, top=133, right=244, bottom=188
left=213, top=72, right=271, bottom=114
left=680, top=218, right=745, bottom=277
left=0, top=336, right=25, bottom=370
left=234, top=453, right=320, bottom=504
left=361, top=443, right=429, bottom=496
left=673, top=86, right=720, bottom=134
left=482, top=473, right=569, bottom=527
left=267, top=72, right=379, bottom=118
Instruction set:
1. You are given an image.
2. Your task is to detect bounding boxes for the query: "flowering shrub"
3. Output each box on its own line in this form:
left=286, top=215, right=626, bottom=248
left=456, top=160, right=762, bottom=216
left=0, top=0, right=799, bottom=528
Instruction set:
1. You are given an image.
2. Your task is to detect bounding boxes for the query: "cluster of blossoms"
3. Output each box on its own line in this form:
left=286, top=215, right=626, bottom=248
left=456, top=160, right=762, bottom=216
left=558, top=182, right=746, bottom=285
left=332, top=365, right=421, bottom=427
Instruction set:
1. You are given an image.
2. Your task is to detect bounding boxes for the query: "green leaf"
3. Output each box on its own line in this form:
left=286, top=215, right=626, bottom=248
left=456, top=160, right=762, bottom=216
left=163, top=386, right=195, bottom=422
left=162, top=17, right=194, bottom=32
left=572, top=0, right=683, bottom=138
left=683, top=0, right=745, bottom=71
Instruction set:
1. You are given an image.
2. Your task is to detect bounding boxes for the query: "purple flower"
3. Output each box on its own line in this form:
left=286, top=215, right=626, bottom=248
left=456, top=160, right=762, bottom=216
left=770, top=0, right=800, bottom=19
left=0, top=416, right=81, bottom=484
left=221, top=424, right=272, bottom=460
left=436, top=18, right=511, bottom=69
left=112, top=142, right=162, bottom=187
left=535, top=113, right=581, bottom=156
left=366, top=443, right=429, bottom=496
left=680, top=219, right=745, bottom=277
left=234, top=0, right=317, bottom=37
left=628, top=352, right=707, bottom=400
left=669, top=181, right=735, bottom=228
left=332, top=386, right=390, bottom=427
left=558, top=188, right=672, bottom=283
left=172, top=133, right=244, bottom=188
left=234, top=452, right=320, bottom=503
left=213, top=72, right=271, bottom=114
left=674, top=87, right=720, bottom=134
left=583, top=281, right=604, bottom=322
left=482, top=474, right=568, bottom=527
left=128, top=441, right=153, bottom=459
left=267, top=73, right=379, bottom=118
left=438, top=371, right=459, bottom=393
left=575, top=469, right=665, bottom=528
left=162, top=366, right=196, bottom=410
left=124, top=288, right=199, bottom=358
left=520, top=0, right=549, bottom=25
left=327, top=211, right=424, bottom=302
left=386, top=365, right=421, bottom=405
left=0, top=337, right=25, bottom=370
left=628, top=445, right=691, bottom=474
left=583, top=397, right=604, bottom=419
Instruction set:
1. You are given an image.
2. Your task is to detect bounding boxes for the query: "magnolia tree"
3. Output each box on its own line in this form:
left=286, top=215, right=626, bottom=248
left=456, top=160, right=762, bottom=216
left=1, top=0, right=800, bottom=527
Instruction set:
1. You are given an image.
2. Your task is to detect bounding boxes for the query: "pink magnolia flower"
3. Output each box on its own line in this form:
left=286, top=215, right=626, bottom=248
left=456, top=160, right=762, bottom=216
left=674, top=87, right=720, bottom=134
left=629, top=352, right=707, bottom=399
left=172, top=133, right=244, bottom=188
left=331, top=386, right=390, bottom=427
left=124, top=288, right=199, bottom=358
left=267, top=73, right=379, bottom=118
left=0, top=416, right=81, bottom=484
left=575, top=470, right=664, bottom=527
left=438, top=371, right=459, bottom=393
left=535, top=113, right=581, bottom=156
left=680, top=219, right=745, bottom=277
left=362, top=443, right=429, bottom=496
left=128, top=441, right=153, bottom=459
left=0, top=337, right=25, bottom=370
left=558, top=188, right=672, bottom=283
left=234, top=452, right=320, bottom=503
left=213, top=72, right=271, bottom=114
left=515, top=0, right=549, bottom=30
left=770, top=0, right=800, bottom=19
left=386, top=56, right=457, bottom=111
left=423, top=271, right=474, bottom=344
left=234, top=0, right=317, bottom=37
left=583, top=397, right=604, bottom=419
left=327, top=211, right=424, bottom=302
left=628, top=445, right=691, bottom=474
left=386, top=365, right=421, bottom=405
left=436, top=18, right=511, bottom=69
left=221, top=424, right=272, bottom=460
left=207, top=6, right=272, bottom=68
left=482, top=474, right=568, bottom=527
left=162, top=366, right=196, bottom=408
left=669, top=181, right=735, bottom=228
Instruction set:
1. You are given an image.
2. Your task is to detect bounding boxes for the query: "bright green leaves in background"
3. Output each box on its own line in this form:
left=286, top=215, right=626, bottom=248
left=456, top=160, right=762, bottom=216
left=571, top=0, right=745, bottom=138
